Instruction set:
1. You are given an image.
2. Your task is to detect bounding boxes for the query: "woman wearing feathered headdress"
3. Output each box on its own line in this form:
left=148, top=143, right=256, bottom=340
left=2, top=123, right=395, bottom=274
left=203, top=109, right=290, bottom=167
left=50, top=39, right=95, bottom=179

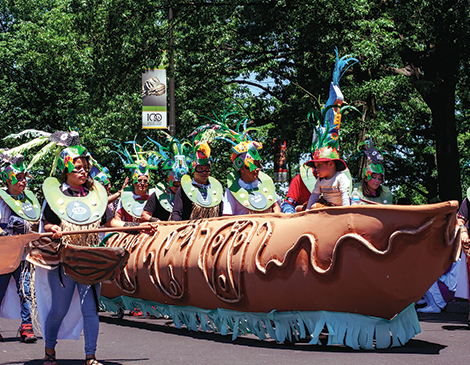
left=169, top=129, right=224, bottom=221
left=4, top=130, right=153, bottom=365
left=140, top=134, right=192, bottom=222
left=108, top=139, right=158, bottom=223
left=204, top=107, right=281, bottom=215
left=0, top=152, right=39, bottom=343
left=353, top=138, right=393, bottom=204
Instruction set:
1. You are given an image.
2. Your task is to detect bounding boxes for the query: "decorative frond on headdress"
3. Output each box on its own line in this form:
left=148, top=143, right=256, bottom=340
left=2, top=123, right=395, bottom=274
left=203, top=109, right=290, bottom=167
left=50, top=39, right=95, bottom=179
left=1, top=135, right=51, bottom=157
left=27, top=142, right=56, bottom=170
left=147, top=133, right=193, bottom=185
left=352, top=138, right=387, bottom=161
left=193, top=105, right=264, bottom=171
left=1, top=129, right=85, bottom=176
left=107, top=137, right=160, bottom=183
left=309, top=49, right=359, bottom=154
left=196, top=106, right=258, bottom=147
left=147, top=133, right=193, bottom=168
left=3, top=129, right=51, bottom=140
left=106, top=138, right=139, bottom=169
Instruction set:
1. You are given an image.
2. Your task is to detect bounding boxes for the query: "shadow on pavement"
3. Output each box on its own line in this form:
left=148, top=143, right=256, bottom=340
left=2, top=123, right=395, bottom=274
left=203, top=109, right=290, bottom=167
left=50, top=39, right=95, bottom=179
left=7, top=359, right=144, bottom=365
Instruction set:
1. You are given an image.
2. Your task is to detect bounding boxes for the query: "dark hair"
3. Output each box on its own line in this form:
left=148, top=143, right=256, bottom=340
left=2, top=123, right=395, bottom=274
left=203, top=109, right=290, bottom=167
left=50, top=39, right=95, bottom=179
left=361, top=177, right=382, bottom=198
left=60, top=157, right=95, bottom=190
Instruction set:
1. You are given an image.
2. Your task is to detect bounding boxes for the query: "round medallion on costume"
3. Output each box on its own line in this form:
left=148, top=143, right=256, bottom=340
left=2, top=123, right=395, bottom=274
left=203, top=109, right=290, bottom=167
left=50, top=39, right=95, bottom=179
left=0, top=189, right=41, bottom=222
left=248, top=191, right=267, bottom=210
left=121, top=186, right=153, bottom=218
left=227, top=171, right=277, bottom=212
left=196, top=190, right=212, bottom=206
left=181, top=175, right=223, bottom=208
left=131, top=201, right=146, bottom=217
left=66, top=201, right=91, bottom=222
left=21, top=202, right=37, bottom=220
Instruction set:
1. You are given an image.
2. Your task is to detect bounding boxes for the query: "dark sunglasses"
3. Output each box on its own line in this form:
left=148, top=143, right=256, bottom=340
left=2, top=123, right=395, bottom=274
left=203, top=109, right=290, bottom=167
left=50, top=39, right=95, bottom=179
left=195, top=166, right=211, bottom=173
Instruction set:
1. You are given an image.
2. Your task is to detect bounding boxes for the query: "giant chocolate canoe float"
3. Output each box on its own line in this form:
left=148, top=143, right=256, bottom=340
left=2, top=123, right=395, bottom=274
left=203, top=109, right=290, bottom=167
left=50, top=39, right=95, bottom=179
left=99, top=201, right=461, bottom=349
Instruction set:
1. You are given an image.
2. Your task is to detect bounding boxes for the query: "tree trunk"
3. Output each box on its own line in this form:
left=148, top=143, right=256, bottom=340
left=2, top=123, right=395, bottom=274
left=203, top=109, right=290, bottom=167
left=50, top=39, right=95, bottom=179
left=414, top=42, right=461, bottom=202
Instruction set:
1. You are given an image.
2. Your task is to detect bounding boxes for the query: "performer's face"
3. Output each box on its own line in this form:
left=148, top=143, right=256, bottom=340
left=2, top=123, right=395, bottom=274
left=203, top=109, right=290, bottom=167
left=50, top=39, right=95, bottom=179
left=7, top=172, right=26, bottom=196
left=314, top=161, right=335, bottom=179
left=193, top=165, right=210, bottom=185
left=66, top=158, right=89, bottom=187
left=169, top=181, right=180, bottom=194
left=367, top=173, right=383, bottom=192
left=134, top=176, right=149, bottom=195
left=240, top=161, right=261, bottom=183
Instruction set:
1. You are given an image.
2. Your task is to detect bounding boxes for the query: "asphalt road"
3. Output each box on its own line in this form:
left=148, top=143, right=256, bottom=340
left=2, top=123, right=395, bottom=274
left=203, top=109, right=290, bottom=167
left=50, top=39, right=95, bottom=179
left=1, top=310, right=469, bottom=365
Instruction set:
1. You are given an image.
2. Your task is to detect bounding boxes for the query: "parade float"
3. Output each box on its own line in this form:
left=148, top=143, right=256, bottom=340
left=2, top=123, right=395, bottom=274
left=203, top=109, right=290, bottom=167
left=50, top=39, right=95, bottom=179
left=99, top=202, right=460, bottom=349
left=96, top=51, right=462, bottom=349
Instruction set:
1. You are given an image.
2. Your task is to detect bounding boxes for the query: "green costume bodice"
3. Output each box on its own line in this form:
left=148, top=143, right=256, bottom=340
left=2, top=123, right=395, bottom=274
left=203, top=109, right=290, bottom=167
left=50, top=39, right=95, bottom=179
left=43, top=177, right=108, bottom=224
left=299, top=163, right=316, bottom=193
left=0, top=188, right=40, bottom=221
left=121, top=186, right=154, bottom=218
left=154, top=182, right=174, bottom=213
left=181, top=175, right=223, bottom=208
left=227, top=171, right=277, bottom=212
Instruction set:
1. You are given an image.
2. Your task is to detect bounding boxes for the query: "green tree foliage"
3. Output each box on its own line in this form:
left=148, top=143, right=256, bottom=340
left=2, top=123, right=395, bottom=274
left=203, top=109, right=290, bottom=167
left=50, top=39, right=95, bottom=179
left=0, top=0, right=469, bottom=203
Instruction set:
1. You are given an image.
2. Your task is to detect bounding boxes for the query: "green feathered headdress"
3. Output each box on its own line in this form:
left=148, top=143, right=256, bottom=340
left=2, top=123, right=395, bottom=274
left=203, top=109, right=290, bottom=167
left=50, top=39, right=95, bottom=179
left=107, top=137, right=159, bottom=184
left=147, top=132, right=193, bottom=185
left=2, top=129, right=89, bottom=176
left=190, top=106, right=263, bottom=172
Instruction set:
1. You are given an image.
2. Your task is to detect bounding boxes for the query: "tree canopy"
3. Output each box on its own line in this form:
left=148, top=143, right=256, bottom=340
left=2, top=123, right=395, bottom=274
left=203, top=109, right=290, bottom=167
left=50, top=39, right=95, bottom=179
left=0, top=0, right=469, bottom=203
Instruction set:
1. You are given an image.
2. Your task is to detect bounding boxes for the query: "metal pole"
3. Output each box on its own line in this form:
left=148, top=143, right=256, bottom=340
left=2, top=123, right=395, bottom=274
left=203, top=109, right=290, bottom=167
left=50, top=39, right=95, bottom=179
left=168, top=5, right=176, bottom=136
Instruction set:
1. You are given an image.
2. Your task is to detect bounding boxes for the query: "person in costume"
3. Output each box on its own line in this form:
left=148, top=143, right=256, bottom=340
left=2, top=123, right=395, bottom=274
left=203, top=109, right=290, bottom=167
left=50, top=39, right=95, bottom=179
left=432, top=195, right=470, bottom=320
left=353, top=138, right=393, bottom=204
left=306, top=147, right=350, bottom=208
left=5, top=131, right=153, bottom=365
left=222, top=140, right=281, bottom=215
left=171, top=141, right=224, bottom=221
left=109, top=139, right=158, bottom=223
left=189, top=106, right=281, bottom=216
left=289, top=50, right=357, bottom=212
left=415, top=193, right=469, bottom=313
left=141, top=135, right=190, bottom=222
left=0, top=153, right=39, bottom=343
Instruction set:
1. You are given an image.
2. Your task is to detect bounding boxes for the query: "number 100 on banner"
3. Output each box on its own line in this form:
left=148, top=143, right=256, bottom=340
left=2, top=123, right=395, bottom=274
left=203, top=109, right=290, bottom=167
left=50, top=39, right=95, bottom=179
left=142, top=69, right=167, bottom=129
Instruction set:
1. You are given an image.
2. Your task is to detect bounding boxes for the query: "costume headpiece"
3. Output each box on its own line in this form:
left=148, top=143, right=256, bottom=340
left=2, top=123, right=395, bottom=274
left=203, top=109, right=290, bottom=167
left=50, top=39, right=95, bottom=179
left=2, top=129, right=89, bottom=176
left=192, top=142, right=211, bottom=169
left=192, top=106, right=262, bottom=171
left=357, top=138, right=386, bottom=181
left=147, top=133, right=192, bottom=186
left=89, top=158, right=111, bottom=186
left=108, top=138, right=158, bottom=184
left=0, top=153, right=27, bottom=185
left=305, top=49, right=359, bottom=172
left=150, top=132, right=213, bottom=178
